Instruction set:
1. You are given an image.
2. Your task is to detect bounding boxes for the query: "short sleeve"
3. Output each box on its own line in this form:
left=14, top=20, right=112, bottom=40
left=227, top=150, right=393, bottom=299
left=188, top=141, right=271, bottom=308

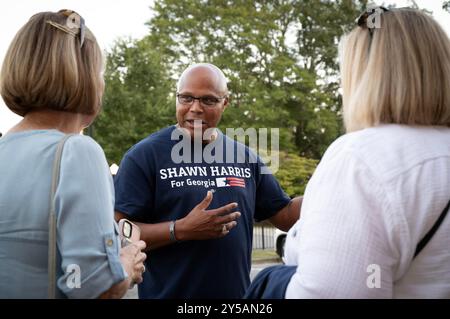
left=284, top=147, right=396, bottom=298
left=114, top=152, right=154, bottom=221
left=54, top=136, right=127, bottom=299
left=254, top=158, right=291, bottom=222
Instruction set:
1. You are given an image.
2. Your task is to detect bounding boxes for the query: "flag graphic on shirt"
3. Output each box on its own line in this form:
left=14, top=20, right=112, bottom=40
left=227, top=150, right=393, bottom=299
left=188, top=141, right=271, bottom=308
left=216, top=177, right=246, bottom=188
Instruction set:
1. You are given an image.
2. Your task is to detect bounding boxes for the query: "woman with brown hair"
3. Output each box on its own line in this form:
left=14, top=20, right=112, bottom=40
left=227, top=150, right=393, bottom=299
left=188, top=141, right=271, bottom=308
left=0, top=10, right=146, bottom=298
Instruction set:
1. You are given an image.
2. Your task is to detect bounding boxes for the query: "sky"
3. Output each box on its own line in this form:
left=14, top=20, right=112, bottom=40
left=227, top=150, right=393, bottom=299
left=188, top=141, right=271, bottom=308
left=0, top=0, right=449, bottom=134
left=0, top=0, right=153, bottom=134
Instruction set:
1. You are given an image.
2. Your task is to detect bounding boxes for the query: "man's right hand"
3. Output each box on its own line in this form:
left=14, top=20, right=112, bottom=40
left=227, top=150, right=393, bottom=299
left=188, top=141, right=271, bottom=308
left=175, top=191, right=241, bottom=240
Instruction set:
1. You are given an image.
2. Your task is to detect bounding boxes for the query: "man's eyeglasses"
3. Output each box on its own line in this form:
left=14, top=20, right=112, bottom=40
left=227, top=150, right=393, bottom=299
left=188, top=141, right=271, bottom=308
left=176, top=93, right=227, bottom=107
left=46, top=9, right=86, bottom=47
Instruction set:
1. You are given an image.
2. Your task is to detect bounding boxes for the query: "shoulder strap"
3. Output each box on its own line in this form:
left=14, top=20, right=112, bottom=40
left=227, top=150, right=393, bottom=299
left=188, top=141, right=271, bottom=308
left=414, top=198, right=450, bottom=259
left=48, top=134, right=76, bottom=299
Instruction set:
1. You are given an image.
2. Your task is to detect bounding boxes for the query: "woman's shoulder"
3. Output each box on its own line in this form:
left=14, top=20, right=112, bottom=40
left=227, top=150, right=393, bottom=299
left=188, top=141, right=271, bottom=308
left=1, top=130, right=102, bottom=151
left=323, top=124, right=450, bottom=179
left=326, top=125, right=402, bottom=153
left=64, top=134, right=104, bottom=154
left=60, top=134, right=109, bottom=171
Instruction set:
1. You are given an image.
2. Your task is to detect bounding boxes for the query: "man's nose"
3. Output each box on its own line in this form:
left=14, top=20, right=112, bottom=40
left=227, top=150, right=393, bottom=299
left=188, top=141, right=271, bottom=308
left=189, top=99, right=203, bottom=113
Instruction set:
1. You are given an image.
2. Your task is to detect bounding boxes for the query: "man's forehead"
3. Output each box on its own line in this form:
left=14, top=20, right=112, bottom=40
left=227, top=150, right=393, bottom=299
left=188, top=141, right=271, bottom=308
left=184, top=65, right=220, bottom=81
left=177, top=64, right=228, bottom=93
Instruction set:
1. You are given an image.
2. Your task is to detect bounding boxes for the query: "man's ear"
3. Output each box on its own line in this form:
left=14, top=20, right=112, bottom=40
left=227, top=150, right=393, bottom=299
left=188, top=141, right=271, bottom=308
left=223, top=96, right=229, bottom=109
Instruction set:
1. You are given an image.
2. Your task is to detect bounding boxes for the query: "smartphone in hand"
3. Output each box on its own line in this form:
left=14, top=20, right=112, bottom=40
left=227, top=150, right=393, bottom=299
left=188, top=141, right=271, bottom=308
left=118, top=219, right=141, bottom=247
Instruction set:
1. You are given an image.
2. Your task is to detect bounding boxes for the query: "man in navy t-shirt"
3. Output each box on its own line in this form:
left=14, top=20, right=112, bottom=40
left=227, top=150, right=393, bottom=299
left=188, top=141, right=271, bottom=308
left=114, top=63, right=302, bottom=299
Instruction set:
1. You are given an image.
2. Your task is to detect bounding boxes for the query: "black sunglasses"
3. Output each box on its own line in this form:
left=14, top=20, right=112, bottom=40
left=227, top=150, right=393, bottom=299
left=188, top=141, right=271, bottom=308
left=357, top=6, right=389, bottom=37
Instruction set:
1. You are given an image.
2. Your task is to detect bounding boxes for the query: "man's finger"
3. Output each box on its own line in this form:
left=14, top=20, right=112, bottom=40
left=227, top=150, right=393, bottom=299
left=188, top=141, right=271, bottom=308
left=224, top=221, right=237, bottom=231
left=218, top=221, right=237, bottom=237
left=209, top=202, right=238, bottom=216
left=216, top=212, right=241, bottom=224
left=196, top=190, right=213, bottom=210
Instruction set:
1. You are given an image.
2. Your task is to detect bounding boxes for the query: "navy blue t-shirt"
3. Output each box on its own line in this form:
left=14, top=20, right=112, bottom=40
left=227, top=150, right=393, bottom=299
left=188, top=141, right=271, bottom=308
left=114, top=125, right=290, bottom=299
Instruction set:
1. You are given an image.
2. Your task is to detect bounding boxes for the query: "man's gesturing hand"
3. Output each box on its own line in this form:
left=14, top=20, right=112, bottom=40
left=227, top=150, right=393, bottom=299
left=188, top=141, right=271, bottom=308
left=176, top=191, right=241, bottom=240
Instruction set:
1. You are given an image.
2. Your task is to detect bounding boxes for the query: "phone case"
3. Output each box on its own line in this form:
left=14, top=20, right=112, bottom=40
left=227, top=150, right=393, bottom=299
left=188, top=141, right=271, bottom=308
left=118, top=219, right=141, bottom=246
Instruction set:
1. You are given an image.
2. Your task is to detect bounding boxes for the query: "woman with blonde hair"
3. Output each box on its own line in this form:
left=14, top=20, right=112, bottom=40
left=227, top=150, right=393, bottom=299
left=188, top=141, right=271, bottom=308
left=247, top=7, right=450, bottom=299
left=0, top=10, right=146, bottom=298
left=283, top=7, right=450, bottom=298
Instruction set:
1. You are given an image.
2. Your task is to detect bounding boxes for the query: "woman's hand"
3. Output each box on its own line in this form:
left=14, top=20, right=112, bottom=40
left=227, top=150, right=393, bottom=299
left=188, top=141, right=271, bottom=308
left=120, top=240, right=147, bottom=284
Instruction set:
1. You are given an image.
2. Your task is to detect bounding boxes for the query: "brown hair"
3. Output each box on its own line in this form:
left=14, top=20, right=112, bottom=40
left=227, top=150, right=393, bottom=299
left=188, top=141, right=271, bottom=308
left=0, top=10, right=104, bottom=117
left=340, top=9, right=450, bottom=132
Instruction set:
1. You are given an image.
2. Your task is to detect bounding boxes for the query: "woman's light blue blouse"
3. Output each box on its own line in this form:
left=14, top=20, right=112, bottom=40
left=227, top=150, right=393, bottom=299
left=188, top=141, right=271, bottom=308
left=0, top=130, right=126, bottom=298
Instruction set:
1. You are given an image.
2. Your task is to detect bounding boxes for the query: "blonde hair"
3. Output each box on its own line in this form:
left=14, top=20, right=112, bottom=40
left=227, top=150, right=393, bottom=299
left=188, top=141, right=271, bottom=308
left=0, top=11, right=104, bottom=117
left=340, top=8, right=450, bottom=132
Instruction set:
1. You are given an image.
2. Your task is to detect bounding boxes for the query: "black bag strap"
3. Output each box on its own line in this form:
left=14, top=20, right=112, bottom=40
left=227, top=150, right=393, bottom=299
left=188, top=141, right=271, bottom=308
left=414, top=198, right=450, bottom=259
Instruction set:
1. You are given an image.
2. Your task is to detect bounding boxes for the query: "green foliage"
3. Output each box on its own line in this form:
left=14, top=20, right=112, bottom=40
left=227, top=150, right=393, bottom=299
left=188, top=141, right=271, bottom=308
left=90, top=0, right=446, bottom=193
left=145, top=0, right=366, bottom=159
left=94, top=38, right=175, bottom=164
left=274, top=152, right=318, bottom=197
left=94, top=0, right=368, bottom=166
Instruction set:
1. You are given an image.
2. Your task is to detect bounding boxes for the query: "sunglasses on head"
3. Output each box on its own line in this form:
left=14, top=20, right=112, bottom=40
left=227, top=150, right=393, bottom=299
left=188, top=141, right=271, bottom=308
left=356, top=6, right=389, bottom=37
